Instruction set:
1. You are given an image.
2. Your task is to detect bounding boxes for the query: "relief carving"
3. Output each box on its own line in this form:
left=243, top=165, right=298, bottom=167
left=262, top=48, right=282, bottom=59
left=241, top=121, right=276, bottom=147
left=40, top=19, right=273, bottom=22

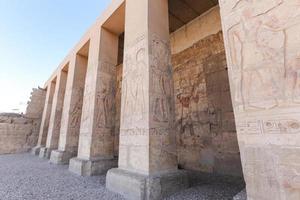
left=121, top=37, right=147, bottom=127
left=150, top=36, right=173, bottom=123
left=96, top=77, right=115, bottom=128
left=70, top=88, right=84, bottom=128
left=237, top=118, right=300, bottom=134
left=227, top=0, right=300, bottom=111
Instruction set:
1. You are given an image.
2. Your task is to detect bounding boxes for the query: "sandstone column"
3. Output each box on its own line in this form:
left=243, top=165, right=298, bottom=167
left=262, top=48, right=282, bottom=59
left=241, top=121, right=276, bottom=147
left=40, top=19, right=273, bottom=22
left=219, top=1, right=300, bottom=199
left=69, top=28, right=118, bottom=176
left=106, top=0, right=188, bottom=199
left=50, top=54, right=87, bottom=164
left=31, top=81, right=56, bottom=155
left=39, top=70, right=67, bottom=159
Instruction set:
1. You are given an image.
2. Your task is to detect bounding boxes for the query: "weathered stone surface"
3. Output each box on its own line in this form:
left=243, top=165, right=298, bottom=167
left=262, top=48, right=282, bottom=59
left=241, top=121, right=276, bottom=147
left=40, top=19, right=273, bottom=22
left=171, top=21, right=241, bottom=176
left=69, top=157, right=118, bottom=176
left=106, top=168, right=189, bottom=200
left=0, top=88, right=46, bottom=155
left=31, top=146, right=41, bottom=156
left=36, top=81, right=56, bottom=148
left=49, top=150, right=75, bottom=165
left=51, top=53, right=88, bottom=164
left=11, top=0, right=300, bottom=198
left=45, top=70, right=68, bottom=155
left=38, top=147, right=52, bottom=159
left=219, top=0, right=300, bottom=199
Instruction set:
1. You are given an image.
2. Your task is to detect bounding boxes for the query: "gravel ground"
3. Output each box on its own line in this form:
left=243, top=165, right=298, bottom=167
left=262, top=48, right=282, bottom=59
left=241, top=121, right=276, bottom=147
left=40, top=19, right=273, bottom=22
left=0, top=153, right=244, bottom=200
left=233, top=189, right=247, bottom=200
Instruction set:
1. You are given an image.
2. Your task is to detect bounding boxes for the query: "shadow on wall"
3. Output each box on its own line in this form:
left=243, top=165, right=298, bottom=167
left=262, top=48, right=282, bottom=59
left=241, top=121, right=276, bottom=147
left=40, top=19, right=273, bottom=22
left=172, top=31, right=243, bottom=177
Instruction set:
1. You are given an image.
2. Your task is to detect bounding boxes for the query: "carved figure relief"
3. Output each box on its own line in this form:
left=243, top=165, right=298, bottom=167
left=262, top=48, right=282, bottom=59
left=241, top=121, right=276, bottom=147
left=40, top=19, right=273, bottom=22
left=150, top=36, right=173, bottom=123
left=70, top=88, right=84, bottom=128
left=121, top=37, right=147, bottom=128
left=227, top=0, right=300, bottom=111
left=96, top=78, right=115, bottom=128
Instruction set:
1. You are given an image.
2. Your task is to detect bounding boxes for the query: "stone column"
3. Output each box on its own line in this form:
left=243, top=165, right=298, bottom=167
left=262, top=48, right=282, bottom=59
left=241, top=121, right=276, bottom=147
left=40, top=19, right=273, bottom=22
left=219, top=1, right=300, bottom=199
left=31, top=81, right=56, bottom=155
left=39, top=70, right=67, bottom=159
left=50, top=54, right=87, bottom=164
left=106, top=0, right=188, bottom=199
left=69, top=28, right=119, bottom=176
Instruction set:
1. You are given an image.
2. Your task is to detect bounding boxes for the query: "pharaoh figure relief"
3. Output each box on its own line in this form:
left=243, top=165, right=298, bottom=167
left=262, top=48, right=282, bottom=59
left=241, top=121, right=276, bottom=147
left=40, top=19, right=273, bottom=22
left=70, top=88, right=84, bottom=128
left=121, top=37, right=147, bottom=128
left=96, top=78, right=115, bottom=129
left=227, top=0, right=300, bottom=111
left=150, top=36, right=173, bottom=124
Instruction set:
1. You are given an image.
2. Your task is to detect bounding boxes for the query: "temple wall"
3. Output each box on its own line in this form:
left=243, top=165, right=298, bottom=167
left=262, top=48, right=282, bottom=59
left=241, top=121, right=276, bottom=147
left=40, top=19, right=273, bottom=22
left=0, top=88, right=46, bottom=154
left=170, top=6, right=242, bottom=176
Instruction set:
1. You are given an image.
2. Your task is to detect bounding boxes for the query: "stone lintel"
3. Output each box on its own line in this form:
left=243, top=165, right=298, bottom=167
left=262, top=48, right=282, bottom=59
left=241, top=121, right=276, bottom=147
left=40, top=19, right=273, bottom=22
left=106, top=168, right=189, bottom=200
left=31, top=146, right=42, bottom=156
left=49, top=150, right=75, bottom=165
left=69, top=157, right=118, bottom=176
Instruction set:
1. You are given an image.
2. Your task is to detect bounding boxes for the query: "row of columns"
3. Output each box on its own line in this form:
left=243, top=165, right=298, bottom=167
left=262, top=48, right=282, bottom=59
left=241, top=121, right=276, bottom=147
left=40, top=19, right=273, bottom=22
left=32, top=0, right=300, bottom=199
left=34, top=27, right=120, bottom=175
left=33, top=1, right=188, bottom=199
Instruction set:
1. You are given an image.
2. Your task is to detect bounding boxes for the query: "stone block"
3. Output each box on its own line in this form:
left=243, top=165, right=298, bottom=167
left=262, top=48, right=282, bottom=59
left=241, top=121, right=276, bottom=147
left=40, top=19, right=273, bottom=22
left=69, top=157, right=118, bottom=176
left=39, top=147, right=47, bottom=158
left=39, top=147, right=52, bottom=159
left=31, top=146, right=41, bottom=156
left=49, top=150, right=75, bottom=165
left=106, top=168, right=189, bottom=200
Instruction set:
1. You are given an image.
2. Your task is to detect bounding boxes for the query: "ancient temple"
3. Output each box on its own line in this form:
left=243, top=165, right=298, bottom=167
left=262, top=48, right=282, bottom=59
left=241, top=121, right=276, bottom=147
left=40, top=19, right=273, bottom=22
left=4, top=0, right=300, bottom=199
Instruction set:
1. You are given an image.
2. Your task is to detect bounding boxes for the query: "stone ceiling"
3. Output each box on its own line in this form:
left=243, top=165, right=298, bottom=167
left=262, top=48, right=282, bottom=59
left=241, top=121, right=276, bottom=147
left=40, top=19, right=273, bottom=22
left=168, top=0, right=219, bottom=32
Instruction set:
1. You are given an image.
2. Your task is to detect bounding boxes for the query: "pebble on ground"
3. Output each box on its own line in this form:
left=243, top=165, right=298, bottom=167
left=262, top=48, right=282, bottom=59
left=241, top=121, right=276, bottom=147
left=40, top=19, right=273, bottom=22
left=0, top=153, right=245, bottom=200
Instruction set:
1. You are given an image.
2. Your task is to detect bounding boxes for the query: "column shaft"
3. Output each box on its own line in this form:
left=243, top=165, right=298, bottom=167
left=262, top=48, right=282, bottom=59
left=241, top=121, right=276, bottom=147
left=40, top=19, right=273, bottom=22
left=69, top=28, right=119, bottom=176
left=106, top=0, right=188, bottom=199
left=32, top=80, right=56, bottom=155
left=219, top=1, right=300, bottom=199
left=39, top=70, right=67, bottom=158
left=50, top=54, right=87, bottom=164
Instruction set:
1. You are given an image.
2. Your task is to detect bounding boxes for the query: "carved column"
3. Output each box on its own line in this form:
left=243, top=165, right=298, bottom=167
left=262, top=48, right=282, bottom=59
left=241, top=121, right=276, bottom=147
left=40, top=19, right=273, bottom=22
left=39, top=70, right=67, bottom=159
left=106, top=0, right=188, bottom=199
left=219, top=1, right=300, bottom=199
left=69, top=28, right=118, bottom=176
left=31, top=81, right=56, bottom=155
left=50, top=54, right=87, bottom=164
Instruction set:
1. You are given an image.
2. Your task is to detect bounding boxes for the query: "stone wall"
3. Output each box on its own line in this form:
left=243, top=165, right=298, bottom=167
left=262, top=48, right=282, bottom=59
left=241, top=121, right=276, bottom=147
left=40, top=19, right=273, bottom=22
left=0, top=88, right=46, bottom=154
left=171, top=6, right=242, bottom=176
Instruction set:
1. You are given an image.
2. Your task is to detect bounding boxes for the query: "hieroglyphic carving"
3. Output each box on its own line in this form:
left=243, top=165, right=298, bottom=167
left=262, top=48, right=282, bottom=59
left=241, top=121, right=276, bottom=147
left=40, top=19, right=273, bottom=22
left=237, top=118, right=300, bottom=134
left=121, top=36, right=147, bottom=128
left=226, top=0, right=300, bottom=112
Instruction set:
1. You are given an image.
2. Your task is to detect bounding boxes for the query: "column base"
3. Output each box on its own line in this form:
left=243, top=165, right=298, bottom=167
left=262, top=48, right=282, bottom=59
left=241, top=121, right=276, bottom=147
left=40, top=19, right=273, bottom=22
left=38, top=147, right=52, bottom=159
left=49, top=150, right=75, bottom=165
left=106, top=168, right=189, bottom=200
left=69, top=157, right=118, bottom=176
left=31, top=146, right=42, bottom=156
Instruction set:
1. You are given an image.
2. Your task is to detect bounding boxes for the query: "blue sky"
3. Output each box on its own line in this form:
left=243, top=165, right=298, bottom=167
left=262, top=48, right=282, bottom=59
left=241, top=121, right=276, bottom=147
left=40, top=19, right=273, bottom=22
left=0, top=0, right=111, bottom=113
